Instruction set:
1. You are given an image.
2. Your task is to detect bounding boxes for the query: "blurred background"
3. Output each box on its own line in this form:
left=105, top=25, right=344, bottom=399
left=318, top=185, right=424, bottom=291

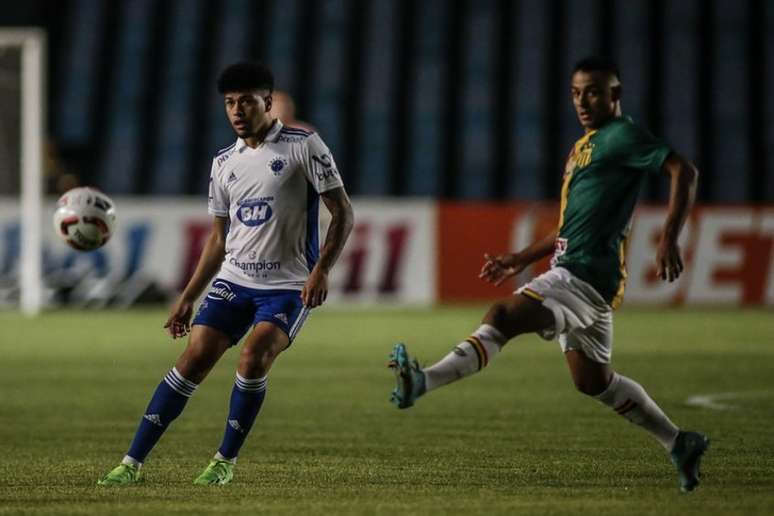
left=3, top=0, right=774, bottom=201
left=1, top=0, right=773, bottom=309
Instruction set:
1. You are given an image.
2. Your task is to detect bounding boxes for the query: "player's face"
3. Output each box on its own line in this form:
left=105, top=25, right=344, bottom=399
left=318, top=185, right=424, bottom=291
left=571, top=71, right=619, bottom=130
left=223, top=90, right=272, bottom=137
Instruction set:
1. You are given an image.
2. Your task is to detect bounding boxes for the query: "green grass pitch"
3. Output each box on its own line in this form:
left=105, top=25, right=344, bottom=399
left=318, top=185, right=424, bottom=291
left=1, top=306, right=772, bottom=515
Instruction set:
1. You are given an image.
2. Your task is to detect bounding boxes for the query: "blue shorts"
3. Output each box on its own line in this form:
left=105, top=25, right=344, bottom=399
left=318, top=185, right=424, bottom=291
left=192, top=279, right=310, bottom=346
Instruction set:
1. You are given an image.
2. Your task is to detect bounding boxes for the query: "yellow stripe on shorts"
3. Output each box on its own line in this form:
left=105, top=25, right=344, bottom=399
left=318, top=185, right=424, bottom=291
left=521, top=288, right=545, bottom=302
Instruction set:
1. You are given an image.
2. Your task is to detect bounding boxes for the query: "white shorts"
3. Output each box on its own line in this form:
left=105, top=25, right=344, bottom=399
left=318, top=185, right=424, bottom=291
left=516, top=267, right=613, bottom=364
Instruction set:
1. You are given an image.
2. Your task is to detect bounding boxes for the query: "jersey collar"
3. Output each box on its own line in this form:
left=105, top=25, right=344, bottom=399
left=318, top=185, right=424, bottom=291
left=265, top=118, right=284, bottom=142
left=235, top=119, right=285, bottom=150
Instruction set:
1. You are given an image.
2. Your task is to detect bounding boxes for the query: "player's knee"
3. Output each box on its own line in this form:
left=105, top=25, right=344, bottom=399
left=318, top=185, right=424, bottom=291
left=571, top=376, right=608, bottom=396
left=176, top=344, right=219, bottom=383
left=482, top=299, right=538, bottom=340
left=482, top=301, right=511, bottom=335
left=238, top=343, right=276, bottom=377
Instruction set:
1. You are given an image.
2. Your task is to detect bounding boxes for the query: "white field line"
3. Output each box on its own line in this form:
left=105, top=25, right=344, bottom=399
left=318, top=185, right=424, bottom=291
left=685, top=391, right=772, bottom=411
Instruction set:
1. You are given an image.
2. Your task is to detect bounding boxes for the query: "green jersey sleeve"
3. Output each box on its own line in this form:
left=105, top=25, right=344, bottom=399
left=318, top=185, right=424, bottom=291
left=607, top=121, right=672, bottom=175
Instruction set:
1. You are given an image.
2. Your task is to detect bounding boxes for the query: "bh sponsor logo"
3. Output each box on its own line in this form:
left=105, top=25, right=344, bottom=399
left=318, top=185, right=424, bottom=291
left=207, top=280, right=237, bottom=302
left=237, top=198, right=273, bottom=227
left=229, top=257, right=281, bottom=276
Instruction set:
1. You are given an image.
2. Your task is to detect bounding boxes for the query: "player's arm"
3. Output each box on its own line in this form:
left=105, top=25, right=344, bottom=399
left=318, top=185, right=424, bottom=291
left=480, top=230, right=557, bottom=286
left=656, top=152, right=698, bottom=282
left=164, top=216, right=228, bottom=338
left=301, top=187, right=354, bottom=307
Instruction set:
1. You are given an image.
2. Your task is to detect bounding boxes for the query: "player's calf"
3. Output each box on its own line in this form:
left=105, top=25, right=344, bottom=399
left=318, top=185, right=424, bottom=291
left=593, top=371, right=680, bottom=451
left=389, top=324, right=506, bottom=408
left=422, top=324, right=505, bottom=392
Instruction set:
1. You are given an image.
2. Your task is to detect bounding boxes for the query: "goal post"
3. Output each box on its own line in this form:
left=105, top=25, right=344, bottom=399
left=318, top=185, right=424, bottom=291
left=0, top=28, right=46, bottom=316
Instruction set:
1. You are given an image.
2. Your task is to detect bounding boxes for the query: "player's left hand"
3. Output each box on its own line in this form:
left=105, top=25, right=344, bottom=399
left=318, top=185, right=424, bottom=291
left=479, top=253, right=527, bottom=286
left=301, top=268, right=328, bottom=307
left=655, top=236, right=684, bottom=282
left=164, top=297, right=194, bottom=338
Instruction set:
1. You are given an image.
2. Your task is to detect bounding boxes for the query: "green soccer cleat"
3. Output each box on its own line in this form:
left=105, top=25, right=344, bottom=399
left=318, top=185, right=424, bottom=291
left=193, top=459, right=235, bottom=486
left=388, top=343, right=426, bottom=409
left=96, top=463, right=143, bottom=486
left=670, top=431, right=710, bottom=492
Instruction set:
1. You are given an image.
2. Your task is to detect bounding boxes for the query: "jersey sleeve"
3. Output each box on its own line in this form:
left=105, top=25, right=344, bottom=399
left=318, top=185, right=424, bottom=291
left=301, top=133, right=345, bottom=193
left=611, top=123, right=672, bottom=175
left=207, top=159, right=229, bottom=216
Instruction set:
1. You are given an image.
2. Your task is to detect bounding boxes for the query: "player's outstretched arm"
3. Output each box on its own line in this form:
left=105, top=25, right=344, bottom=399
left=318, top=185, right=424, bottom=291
left=657, top=152, right=698, bottom=282
left=480, top=230, right=557, bottom=286
left=164, top=216, right=228, bottom=338
left=302, top=187, right=354, bottom=307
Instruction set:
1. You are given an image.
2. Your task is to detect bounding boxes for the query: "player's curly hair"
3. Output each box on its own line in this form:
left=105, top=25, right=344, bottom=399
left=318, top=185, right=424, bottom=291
left=572, top=56, right=620, bottom=81
left=217, top=62, right=274, bottom=94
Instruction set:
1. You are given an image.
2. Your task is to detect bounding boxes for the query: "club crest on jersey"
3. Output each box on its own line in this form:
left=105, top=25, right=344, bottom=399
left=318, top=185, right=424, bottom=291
left=268, top=156, right=288, bottom=176
left=237, top=198, right=273, bottom=226
left=575, top=142, right=594, bottom=168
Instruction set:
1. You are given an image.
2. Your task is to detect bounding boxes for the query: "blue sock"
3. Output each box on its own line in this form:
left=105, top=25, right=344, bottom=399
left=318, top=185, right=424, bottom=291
left=124, top=368, right=198, bottom=465
left=217, top=373, right=267, bottom=461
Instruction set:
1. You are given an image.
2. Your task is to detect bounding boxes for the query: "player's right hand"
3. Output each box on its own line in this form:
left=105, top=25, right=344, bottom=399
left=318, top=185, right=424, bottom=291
left=479, top=253, right=527, bottom=286
left=164, top=298, right=194, bottom=339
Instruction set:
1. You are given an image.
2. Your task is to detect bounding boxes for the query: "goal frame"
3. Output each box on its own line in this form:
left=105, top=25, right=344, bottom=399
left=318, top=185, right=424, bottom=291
left=0, top=28, right=46, bottom=315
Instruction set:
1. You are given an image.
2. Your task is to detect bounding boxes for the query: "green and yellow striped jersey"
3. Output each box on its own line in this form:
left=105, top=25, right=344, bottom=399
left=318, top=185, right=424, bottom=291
left=553, top=116, right=671, bottom=309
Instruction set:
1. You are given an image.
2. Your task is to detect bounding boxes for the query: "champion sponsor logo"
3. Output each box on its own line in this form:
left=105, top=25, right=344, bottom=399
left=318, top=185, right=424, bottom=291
left=274, top=313, right=288, bottom=324
left=268, top=156, right=288, bottom=175
left=237, top=198, right=273, bottom=226
left=228, top=419, right=245, bottom=434
left=207, top=281, right=237, bottom=302
left=144, top=414, right=163, bottom=427
left=229, top=257, right=281, bottom=273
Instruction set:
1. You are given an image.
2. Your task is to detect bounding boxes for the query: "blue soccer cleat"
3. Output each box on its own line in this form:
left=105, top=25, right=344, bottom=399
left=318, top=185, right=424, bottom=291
left=670, top=431, right=710, bottom=492
left=388, top=343, right=426, bottom=409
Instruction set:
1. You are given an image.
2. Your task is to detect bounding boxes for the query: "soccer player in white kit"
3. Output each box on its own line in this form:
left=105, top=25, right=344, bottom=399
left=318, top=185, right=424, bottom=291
left=98, top=62, right=354, bottom=486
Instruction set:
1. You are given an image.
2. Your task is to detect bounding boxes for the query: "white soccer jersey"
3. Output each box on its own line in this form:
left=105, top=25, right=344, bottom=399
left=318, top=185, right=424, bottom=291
left=208, top=120, right=344, bottom=290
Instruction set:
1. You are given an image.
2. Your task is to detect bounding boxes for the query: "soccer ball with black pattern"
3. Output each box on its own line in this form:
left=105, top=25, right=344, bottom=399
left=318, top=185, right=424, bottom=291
left=53, top=187, right=116, bottom=251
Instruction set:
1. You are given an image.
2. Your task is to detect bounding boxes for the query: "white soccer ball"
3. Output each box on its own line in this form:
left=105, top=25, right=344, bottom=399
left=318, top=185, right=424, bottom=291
left=53, top=187, right=117, bottom=251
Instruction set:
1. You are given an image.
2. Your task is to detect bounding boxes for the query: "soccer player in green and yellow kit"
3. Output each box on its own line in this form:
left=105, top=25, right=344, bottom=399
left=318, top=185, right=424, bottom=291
left=389, top=56, right=708, bottom=492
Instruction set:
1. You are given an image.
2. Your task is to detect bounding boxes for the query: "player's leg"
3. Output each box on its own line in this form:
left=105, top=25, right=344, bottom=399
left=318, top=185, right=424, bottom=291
left=565, top=348, right=681, bottom=449
left=193, top=322, right=287, bottom=485
left=98, top=326, right=231, bottom=485
left=125, top=326, right=231, bottom=460
left=565, top=343, right=708, bottom=491
left=389, top=294, right=554, bottom=408
left=195, top=292, right=307, bottom=485
left=219, top=321, right=286, bottom=460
